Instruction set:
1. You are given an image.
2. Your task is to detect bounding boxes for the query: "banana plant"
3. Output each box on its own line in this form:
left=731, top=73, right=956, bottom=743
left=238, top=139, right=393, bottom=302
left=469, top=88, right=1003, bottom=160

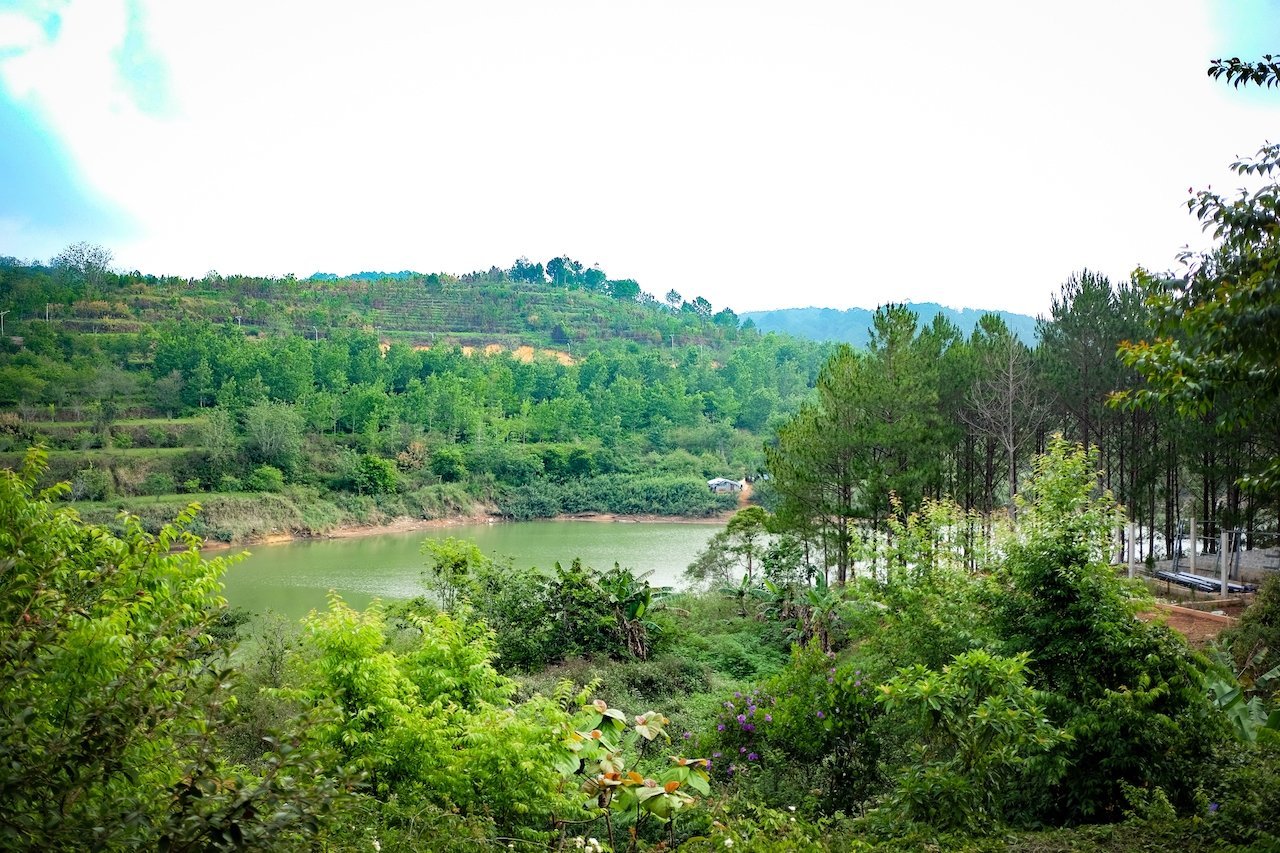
left=1207, top=653, right=1280, bottom=743
left=718, top=573, right=758, bottom=617
left=598, top=565, right=670, bottom=660
left=798, top=573, right=842, bottom=652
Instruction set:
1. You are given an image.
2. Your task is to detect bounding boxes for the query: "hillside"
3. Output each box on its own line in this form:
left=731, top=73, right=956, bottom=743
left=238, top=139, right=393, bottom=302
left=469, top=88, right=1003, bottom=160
left=741, top=303, right=1038, bottom=346
left=0, top=254, right=832, bottom=540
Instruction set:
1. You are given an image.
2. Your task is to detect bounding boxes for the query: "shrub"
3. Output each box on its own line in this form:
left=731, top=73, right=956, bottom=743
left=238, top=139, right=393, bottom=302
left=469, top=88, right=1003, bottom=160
left=430, top=445, right=467, bottom=482
left=140, top=471, right=176, bottom=496
left=0, top=448, right=348, bottom=849
left=992, top=437, right=1224, bottom=822
left=347, top=454, right=397, bottom=495
left=877, top=650, right=1068, bottom=833
left=70, top=465, right=113, bottom=500
left=246, top=464, right=285, bottom=493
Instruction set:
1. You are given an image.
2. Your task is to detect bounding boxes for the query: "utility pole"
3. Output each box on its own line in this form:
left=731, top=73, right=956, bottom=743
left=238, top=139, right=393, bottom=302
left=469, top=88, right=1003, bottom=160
left=46, top=303, right=52, bottom=322
left=0, top=310, right=9, bottom=335
left=312, top=326, right=319, bottom=341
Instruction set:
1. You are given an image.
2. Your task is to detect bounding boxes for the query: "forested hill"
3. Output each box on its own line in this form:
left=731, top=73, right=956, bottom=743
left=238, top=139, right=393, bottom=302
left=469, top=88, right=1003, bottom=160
left=741, top=304, right=1038, bottom=347
left=2, top=251, right=769, bottom=353
left=0, top=251, right=834, bottom=539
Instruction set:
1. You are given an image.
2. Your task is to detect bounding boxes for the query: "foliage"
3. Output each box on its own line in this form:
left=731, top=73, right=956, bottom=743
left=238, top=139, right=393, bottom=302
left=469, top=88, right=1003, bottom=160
left=1208, top=54, right=1280, bottom=88
left=991, top=436, right=1224, bottom=822
left=767, top=307, right=948, bottom=583
left=877, top=650, right=1068, bottom=833
left=1221, top=572, right=1280, bottom=689
left=0, top=448, right=348, bottom=849
left=562, top=697, right=711, bottom=850
left=420, top=539, right=671, bottom=668
left=246, top=463, right=285, bottom=492
left=1117, top=142, right=1280, bottom=494
left=346, top=453, right=397, bottom=495
left=287, top=594, right=577, bottom=842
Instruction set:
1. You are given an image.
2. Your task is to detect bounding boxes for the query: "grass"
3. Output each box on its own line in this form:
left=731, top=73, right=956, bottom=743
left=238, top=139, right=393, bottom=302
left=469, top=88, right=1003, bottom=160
left=24, top=417, right=200, bottom=428
left=24, top=447, right=191, bottom=457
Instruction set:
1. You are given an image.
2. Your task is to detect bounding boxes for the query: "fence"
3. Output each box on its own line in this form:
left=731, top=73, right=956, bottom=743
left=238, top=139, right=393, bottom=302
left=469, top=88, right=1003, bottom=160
left=1122, top=519, right=1278, bottom=595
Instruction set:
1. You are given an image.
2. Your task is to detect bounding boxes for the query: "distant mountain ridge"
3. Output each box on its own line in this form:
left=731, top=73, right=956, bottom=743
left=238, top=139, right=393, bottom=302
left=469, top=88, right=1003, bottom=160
left=741, top=303, right=1039, bottom=347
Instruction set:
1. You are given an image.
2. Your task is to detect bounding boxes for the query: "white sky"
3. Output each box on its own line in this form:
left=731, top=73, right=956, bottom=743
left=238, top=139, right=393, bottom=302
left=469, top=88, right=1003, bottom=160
left=0, top=0, right=1277, bottom=316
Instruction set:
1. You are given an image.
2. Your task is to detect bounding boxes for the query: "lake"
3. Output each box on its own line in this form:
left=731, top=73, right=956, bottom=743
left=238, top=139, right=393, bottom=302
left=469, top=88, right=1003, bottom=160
left=219, top=519, right=724, bottom=620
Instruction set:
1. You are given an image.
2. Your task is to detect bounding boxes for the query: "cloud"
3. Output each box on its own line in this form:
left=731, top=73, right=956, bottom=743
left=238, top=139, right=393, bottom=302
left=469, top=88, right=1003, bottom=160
left=0, top=1, right=1278, bottom=316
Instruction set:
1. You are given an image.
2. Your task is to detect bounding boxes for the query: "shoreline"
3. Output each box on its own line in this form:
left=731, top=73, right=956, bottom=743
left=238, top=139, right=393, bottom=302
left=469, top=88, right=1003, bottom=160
left=201, top=510, right=730, bottom=551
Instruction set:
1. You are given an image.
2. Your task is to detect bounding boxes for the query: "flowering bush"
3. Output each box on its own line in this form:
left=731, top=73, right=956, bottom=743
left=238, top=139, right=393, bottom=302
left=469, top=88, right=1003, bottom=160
left=703, top=643, right=885, bottom=813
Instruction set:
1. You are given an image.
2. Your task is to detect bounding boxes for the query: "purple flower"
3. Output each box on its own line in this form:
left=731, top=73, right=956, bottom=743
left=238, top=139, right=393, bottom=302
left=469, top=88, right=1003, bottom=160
left=717, top=724, right=725, bottom=731
left=748, top=706, right=756, bottom=715
left=748, top=752, right=759, bottom=761
left=744, top=723, right=755, bottom=732
left=734, top=692, right=742, bottom=699
left=740, top=747, right=747, bottom=754
left=816, top=711, right=825, bottom=719
left=1209, top=802, right=1219, bottom=813
left=855, top=680, right=861, bottom=687
left=764, top=714, right=772, bottom=722
left=682, top=731, right=692, bottom=740
left=737, top=714, right=746, bottom=724
left=713, top=751, right=722, bottom=758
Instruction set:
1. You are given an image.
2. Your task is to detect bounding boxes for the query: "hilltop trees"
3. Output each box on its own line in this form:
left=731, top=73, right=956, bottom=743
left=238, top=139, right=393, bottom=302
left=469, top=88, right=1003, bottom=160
left=51, top=241, right=113, bottom=298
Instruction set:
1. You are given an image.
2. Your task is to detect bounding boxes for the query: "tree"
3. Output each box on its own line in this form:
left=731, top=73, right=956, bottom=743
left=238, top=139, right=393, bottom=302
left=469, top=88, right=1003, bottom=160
left=725, top=505, right=770, bottom=584
left=1117, top=142, right=1280, bottom=496
left=606, top=278, right=640, bottom=301
left=152, top=369, right=185, bottom=417
left=51, top=241, right=112, bottom=298
left=509, top=257, right=545, bottom=283
left=242, top=400, right=304, bottom=472
left=0, top=448, right=346, bottom=848
left=992, top=437, right=1222, bottom=821
left=348, top=450, right=396, bottom=491
left=546, top=256, right=583, bottom=287
left=961, top=316, right=1048, bottom=518
left=1208, top=55, right=1280, bottom=88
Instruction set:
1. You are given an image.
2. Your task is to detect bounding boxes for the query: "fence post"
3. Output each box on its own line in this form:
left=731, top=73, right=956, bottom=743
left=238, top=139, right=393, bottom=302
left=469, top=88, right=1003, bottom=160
left=1127, top=521, right=1136, bottom=578
left=1189, top=517, right=1197, bottom=575
left=1220, top=530, right=1229, bottom=596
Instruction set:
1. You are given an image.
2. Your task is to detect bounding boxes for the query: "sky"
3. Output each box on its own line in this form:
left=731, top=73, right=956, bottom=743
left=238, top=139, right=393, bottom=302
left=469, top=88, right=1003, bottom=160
left=0, top=1, right=1278, bottom=317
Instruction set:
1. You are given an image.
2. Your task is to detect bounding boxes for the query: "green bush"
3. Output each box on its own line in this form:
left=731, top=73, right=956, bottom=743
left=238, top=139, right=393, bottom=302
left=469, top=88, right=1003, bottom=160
left=0, top=449, right=348, bottom=849
left=140, top=471, right=176, bottom=496
left=496, top=482, right=562, bottom=520
left=429, top=445, right=466, bottom=482
left=876, top=650, right=1068, bottom=833
left=70, top=465, right=113, bottom=500
left=246, top=464, right=285, bottom=493
left=347, top=453, right=397, bottom=495
left=992, top=438, right=1224, bottom=823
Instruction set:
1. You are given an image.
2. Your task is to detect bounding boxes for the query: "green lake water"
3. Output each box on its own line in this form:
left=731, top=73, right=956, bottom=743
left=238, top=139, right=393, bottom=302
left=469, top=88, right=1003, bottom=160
left=219, top=520, right=724, bottom=620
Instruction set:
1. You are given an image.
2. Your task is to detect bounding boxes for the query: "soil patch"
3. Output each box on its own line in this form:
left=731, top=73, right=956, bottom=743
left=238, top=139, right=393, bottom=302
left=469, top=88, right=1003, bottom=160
left=1138, top=602, right=1236, bottom=647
